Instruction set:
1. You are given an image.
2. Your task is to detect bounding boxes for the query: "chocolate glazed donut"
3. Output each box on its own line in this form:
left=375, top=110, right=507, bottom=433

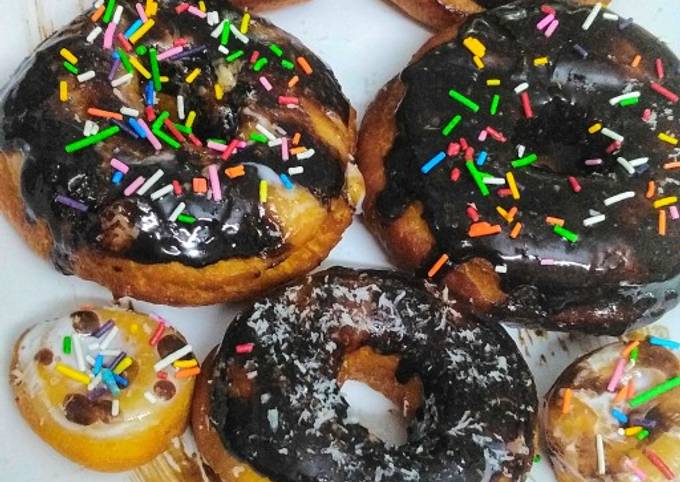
left=193, top=267, right=538, bottom=481
left=0, top=0, right=362, bottom=306
left=358, top=0, right=680, bottom=335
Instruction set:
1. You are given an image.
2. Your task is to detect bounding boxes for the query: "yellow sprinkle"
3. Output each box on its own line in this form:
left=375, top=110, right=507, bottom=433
left=260, top=180, right=268, bottom=203
left=198, top=0, right=206, bottom=12
left=463, top=36, right=486, bottom=58
left=145, top=0, right=157, bottom=16
left=160, top=76, right=169, bottom=83
left=473, top=56, right=485, bottom=70
left=588, top=123, right=603, bottom=134
left=240, top=12, right=251, bottom=34
left=486, top=79, right=501, bottom=87
left=186, top=111, right=197, bottom=129
left=185, top=68, right=201, bottom=84
left=129, top=57, right=152, bottom=79
left=215, top=83, right=224, bottom=101
left=56, top=363, right=91, bottom=385
left=129, top=19, right=155, bottom=44
left=654, top=196, right=678, bottom=209
left=659, top=132, right=679, bottom=145
left=534, top=56, right=549, bottom=66
left=173, top=359, right=199, bottom=368
left=60, top=48, right=78, bottom=65
left=59, top=81, right=68, bottom=102
left=624, top=426, right=643, bottom=436
left=506, top=172, right=520, bottom=200
left=113, top=356, right=133, bottom=375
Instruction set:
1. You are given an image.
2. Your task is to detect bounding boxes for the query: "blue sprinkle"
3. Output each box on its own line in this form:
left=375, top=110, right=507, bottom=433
left=280, top=173, right=294, bottom=190
left=611, top=408, right=629, bottom=424
left=113, top=373, right=129, bottom=388
left=124, top=19, right=144, bottom=39
left=93, top=355, right=104, bottom=376
left=421, top=151, right=446, bottom=174
left=102, top=369, right=121, bottom=397
left=145, top=82, right=155, bottom=106
left=112, top=171, right=124, bottom=185
left=649, top=336, right=680, bottom=350
left=128, top=118, right=147, bottom=138
left=573, top=44, right=589, bottom=59
left=112, top=51, right=120, bottom=60
left=476, top=150, right=488, bottom=166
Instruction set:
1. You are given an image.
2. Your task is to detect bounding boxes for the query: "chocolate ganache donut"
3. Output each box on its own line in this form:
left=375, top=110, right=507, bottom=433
left=192, top=267, right=538, bottom=481
left=358, top=0, right=680, bottom=335
left=0, top=0, right=362, bottom=306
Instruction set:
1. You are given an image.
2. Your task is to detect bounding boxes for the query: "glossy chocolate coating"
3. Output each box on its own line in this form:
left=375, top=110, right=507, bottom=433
left=0, top=0, right=350, bottom=269
left=376, top=1, right=680, bottom=334
left=210, top=268, right=538, bottom=481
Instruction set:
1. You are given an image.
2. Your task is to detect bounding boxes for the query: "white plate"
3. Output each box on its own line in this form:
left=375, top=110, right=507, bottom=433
left=0, top=1, right=678, bottom=481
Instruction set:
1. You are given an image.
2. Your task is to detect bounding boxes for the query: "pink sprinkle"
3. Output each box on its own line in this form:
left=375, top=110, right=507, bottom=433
left=103, top=21, right=117, bottom=50
left=486, top=126, right=507, bottom=142
left=520, top=91, right=534, bottom=118
left=281, top=137, right=290, bottom=161
left=447, top=142, right=461, bottom=156
left=568, top=176, right=582, bottom=193
left=450, top=167, right=461, bottom=181
left=540, top=259, right=555, bottom=266
left=545, top=19, right=559, bottom=38
left=236, top=343, right=254, bottom=354
left=541, top=5, right=556, bottom=14
left=175, top=2, right=190, bottom=13
left=208, top=164, right=222, bottom=202
left=656, top=58, right=665, bottom=80
left=650, top=82, right=679, bottom=103
left=187, top=5, right=207, bottom=18
left=124, top=176, right=146, bottom=196
left=157, top=46, right=184, bottom=61
left=135, top=2, right=148, bottom=22
left=464, top=147, right=474, bottom=161
left=607, top=357, right=627, bottom=392
left=207, top=141, right=227, bottom=152
left=585, top=158, right=603, bottom=166
left=259, top=76, right=273, bottom=91
left=459, top=137, right=469, bottom=150
left=174, top=38, right=188, bottom=47
left=537, top=13, right=555, bottom=31
left=250, top=51, right=260, bottom=64
left=137, top=119, right=162, bottom=151
left=110, top=158, right=129, bottom=174
left=279, top=96, right=299, bottom=105
left=670, top=205, right=679, bottom=220
left=606, top=141, right=622, bottom=154
left=478, top=130, right=488, bottom=141
left=642, top=108, right=652, bottom=122
left=624, top=459, right=648, bottom=481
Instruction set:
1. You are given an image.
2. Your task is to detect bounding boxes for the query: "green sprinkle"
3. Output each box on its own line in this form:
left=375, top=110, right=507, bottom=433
left=466, top=161, right=491, bottom=196
left=63, top=61, right=79, bottom=75
left=103, top=0, right=117, bottom=24
left=207, top=138, right=226, bottom=144
left=152, top=111, right=170, bottom=131
left=533, top=454, right=542, bottom=464
left=220, top=20, right=231, bottom=46
left=442, top=115, right=462, bottom=136
left=253, top=57, right=269, bottom=72
left=174, top=123, right=192, bottom=135
left=281, top=59, right=295, bottom=70
left=65, top=126, right=120, bottom=153
left=448, top=89, right=480, bottom=112
left=177, top=213, right=196, bottom=224
left=630, top=346, right=639, bottom=362
left=553, top=225, right=579, bottom=243
left=149, top=47, right=161, bottom=92
left=250, top=132, right=268, bottom=144
left=135, top=45, right=148, bottom=56
left=63, top=336, right=72, bottom=354
left=269, top=44, right=283, bottom=57
left=490, top=94, right=500, bottom=115
left=636, top=429, right=650, bottom=441
left=619, top=97, right=639, bottom=107
left=629, top=376, right=680, bottom=408
left=117, top=49, right=133, bottom=73
left=511, top=153, right=538, bottom=168
left=153, top=128, right=181, bottom=149
left=226, top=50, right=245, bottom=62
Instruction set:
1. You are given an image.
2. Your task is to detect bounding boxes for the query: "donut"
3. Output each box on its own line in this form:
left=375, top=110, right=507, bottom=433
left=9, top=306, right=199, bottom=471
left=192, top=267, right=538, bottom=481
left=357, top=0, right=680, bottom=335
left=0, top=0, right=361, bottom=306
left=544, top=337, right=680, bottom=481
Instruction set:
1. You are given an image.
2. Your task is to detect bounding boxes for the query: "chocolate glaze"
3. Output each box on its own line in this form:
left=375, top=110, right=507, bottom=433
left=376, top=0, right=680, bottom=334
left=210, top=268, right=538, bottom=481
left=0, top=0, right=350, bottom=269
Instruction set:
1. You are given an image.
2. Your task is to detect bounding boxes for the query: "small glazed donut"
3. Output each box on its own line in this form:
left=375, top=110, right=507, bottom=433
left=358, top=0, right=680, bottom=334
left=0, top=0, right=361, bottom=306
left=544, top=337, right=680, bottom=481
left=193, top=267, right=538, bottom=481
left=9, top=307, right=198, bottom=471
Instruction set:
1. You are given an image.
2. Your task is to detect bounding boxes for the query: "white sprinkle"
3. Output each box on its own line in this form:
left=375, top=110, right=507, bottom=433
left=616, top=157, right=635, bottom=175
left=99, top=326, right=119, bottom=351
left=297, top=148, right=316, bottom=160
left=255, top=123, right=277, bottom=141
left=495, top=265, right=508, bottom=273
left=144, top=391, right=158, bottom=404
left=601, top=128, right=624, bottom=142
left=206, top=11, right=220, bottom=26
left=230, top=24, right=249, bottom=44
left=99, top=350, right=121, bottom=357
left=111, top=73, right=133, bottom=87
left=177, top=95, right=185, bottom=120
left=629, top=157, right=649, bottom=167
left=83, top=120, right=99, bottom=137
left=218, top=45, right=230, bottom=56
left=154, top=344, right=193, bottom=372
left=596, top=434, right=606, bottom=474
left=583, top=214, right=606, bottom=226
left=120, top=107, right=139, bottom=117
left=87, top=372, right=102, bottom=391
left=582, top=3, right=603, bottom=31
left=517, top=144, right=526, bottom=157
left=514, top=82, right=529, bottom=94
left=93, top=0, right=105, bottom=8
left=210, top=20, right=227, bottom=38
left=112, top=5, right=124, bottom=24
left=608, top=91, right=640, bottom=105
left=602, top=12, right=619, bottom=21
left=482, top=176, right=506, bottom=185
left=73, top=335, right=86, bottom=371
left=604, top=191, right=635, bottom=206
left=150, top=184, right=174, bottom=200
left=86, top=26, right=103, bottom=44
left=246, top=371, right=258, bottom=380
left=589, top=209, right=603, bottom=216
left=288, top=166, right=304, bottom=175
left=77, top=70, right=96, bottom=83
left=137, top=169, right=164, bottom=195
left=268, top=138, right=283, bottom=147
left=87, top=342, right=100, bottom=351
left=111, top=399, right=120, bottom=417
left=169, top=202, right=186, bottom=222
left=267, top=409, right=279, bottom=432
left=85, top=355, right=96, bottom=367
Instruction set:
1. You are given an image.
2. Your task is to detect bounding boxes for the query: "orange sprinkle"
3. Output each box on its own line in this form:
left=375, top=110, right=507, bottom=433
left=469, top=222, right=502, bottom=238
left=546, top=216, right=565, bottom=227
left=176, top=367, right=201, bottom=378
left=664, top=162, right=680, bottom=170
left=510, top=222, right=523, bottom=239
left=614, top=386, right=628, bottom=404
left=288, top=75, right=300, bottom=88
left=631, top=54, right=642, bottom=67
left=562, top=388, right=573, bottom=414
left=91, top=5, right=106, bottom=22
left=659, top=209, right=667, bottom=236
left=428, top=254, right=449, bottom=278
left=626, top=379, right=636, bottom=400
left=646, top=180, right=656, bottom=199
left=507, top=206, right=518, bottom=222
left=292, top=132, right=302, bottom=146
left=87, top=107, right=123, bottom=121
left=621, top=341, right=640, bottom=358
left=225, top=165, right=246, bottom=179
left=290, top=146, right=307, bottom=155
left=297, top=56, right=313, bottom=75
left=193, top=177, right=208, bottom=193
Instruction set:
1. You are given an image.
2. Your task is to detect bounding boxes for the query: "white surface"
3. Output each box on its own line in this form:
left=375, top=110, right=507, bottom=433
left=0, top=0, right=678, bottom=481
